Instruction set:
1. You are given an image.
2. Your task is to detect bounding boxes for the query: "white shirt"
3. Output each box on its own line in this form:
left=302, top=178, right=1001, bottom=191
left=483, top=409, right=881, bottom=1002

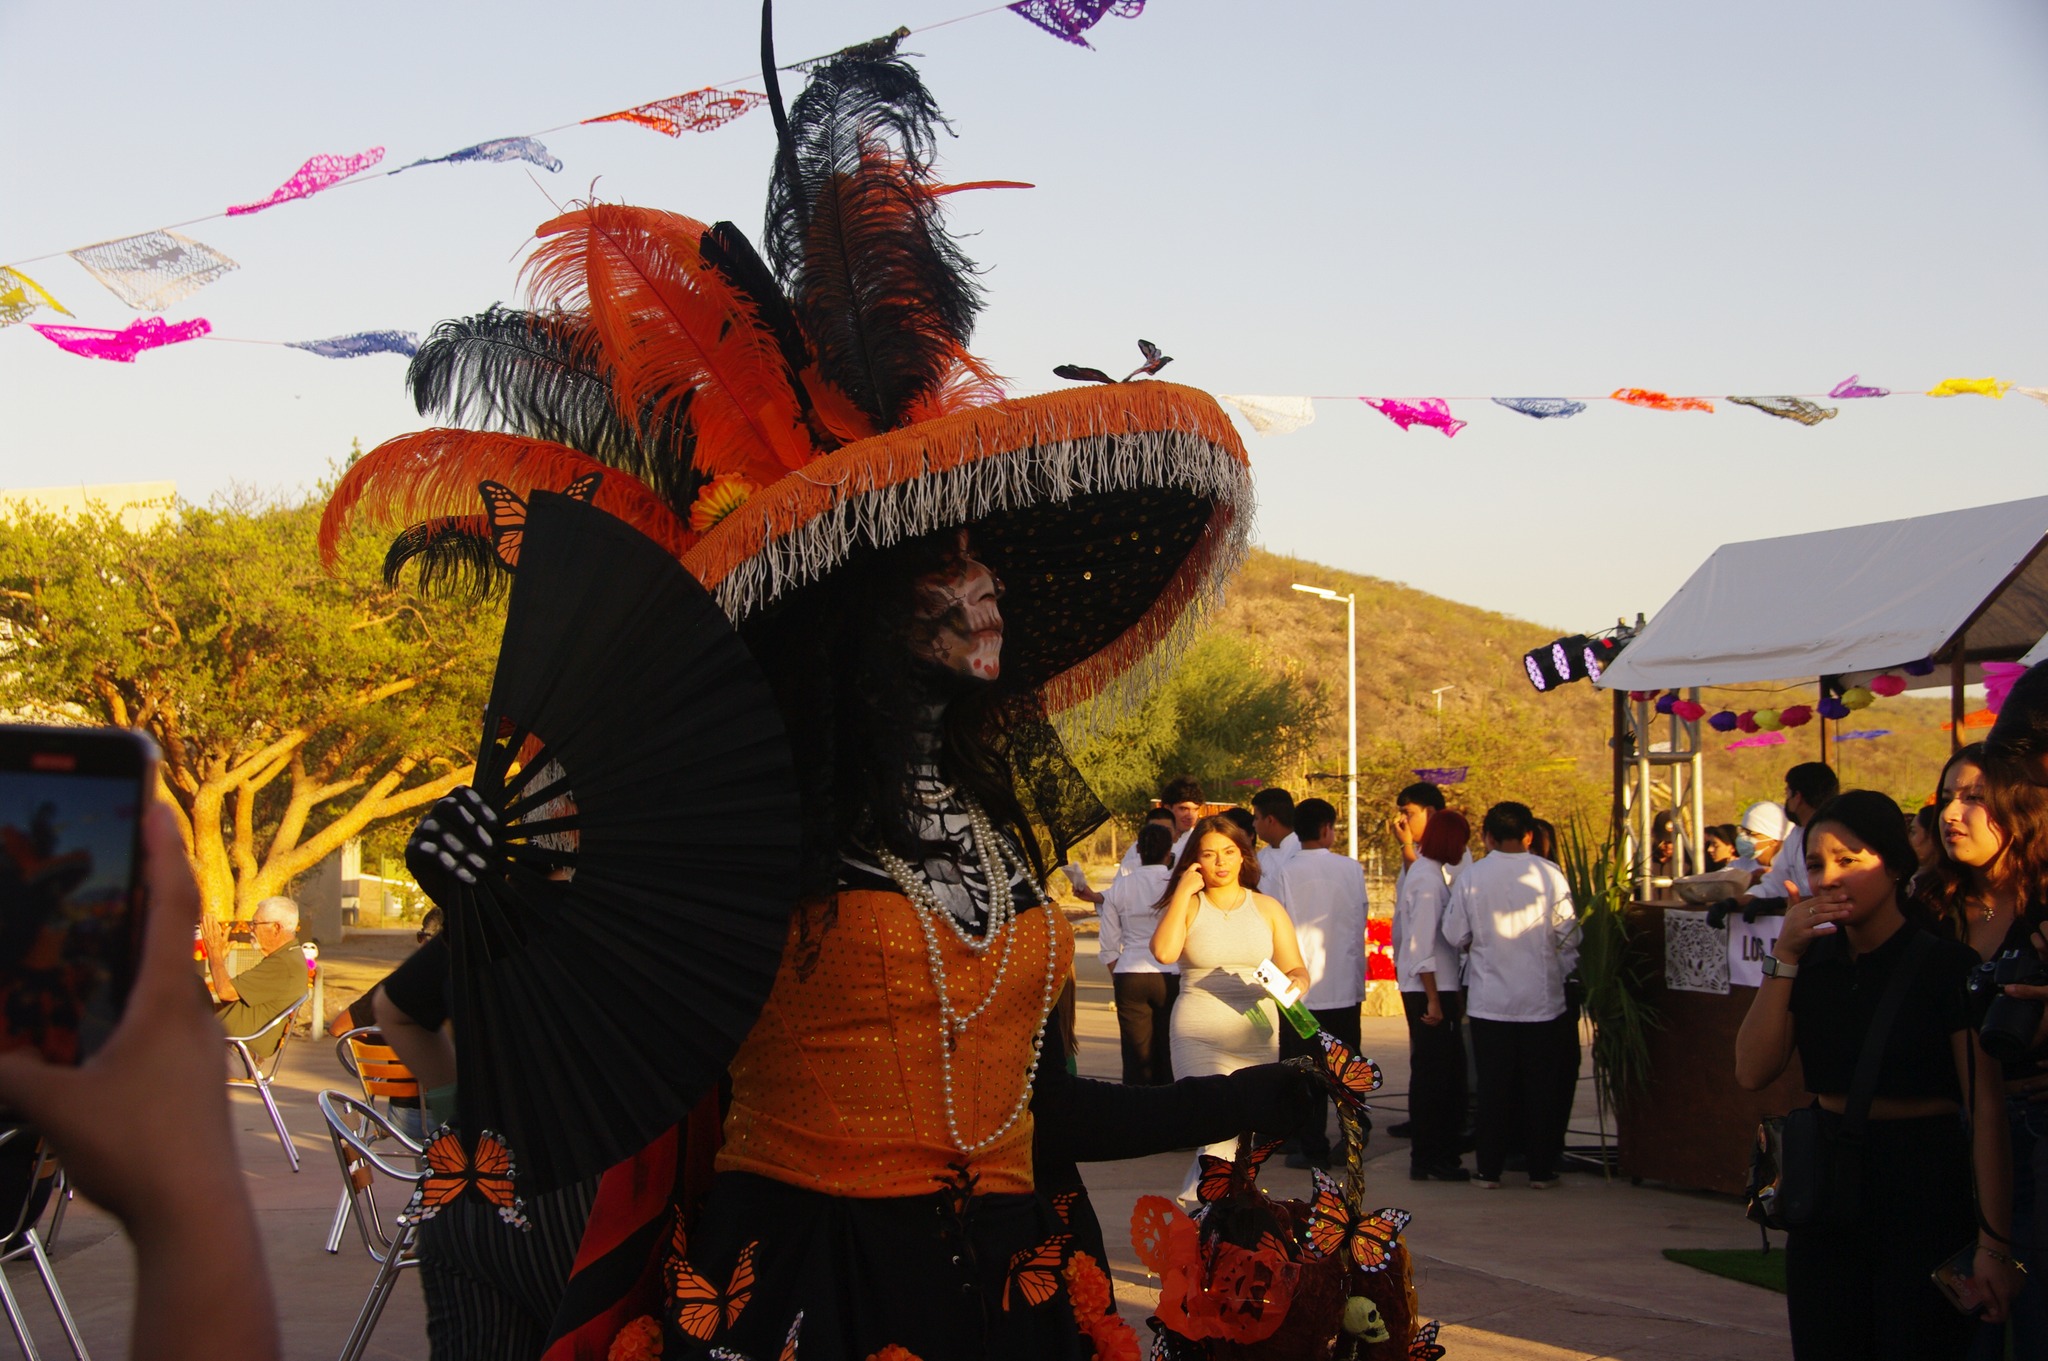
left=1271, top=848, right=1365, bottom=1009
left=1391, top=854, right=1460, bottom=994
left=1441, top=850, right=1580, bottom=1023
left=1257, top=833, right=1301, bottom=884
left=1746, top=825, right=1808, bottom=900
left=1097, top=864, right=1177, bottom=974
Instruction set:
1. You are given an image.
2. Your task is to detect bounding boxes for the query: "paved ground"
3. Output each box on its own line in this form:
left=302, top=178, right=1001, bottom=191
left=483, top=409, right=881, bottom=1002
left=3, top=932, right=1793, bottom=1359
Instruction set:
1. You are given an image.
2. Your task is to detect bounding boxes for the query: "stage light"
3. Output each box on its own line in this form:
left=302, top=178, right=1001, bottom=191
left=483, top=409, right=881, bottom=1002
left=1524, top=646, right=1563, bottom=691
left=1550, top=635, right=1590, bottom=683
left=1583, top=636, right=1623, bottom=681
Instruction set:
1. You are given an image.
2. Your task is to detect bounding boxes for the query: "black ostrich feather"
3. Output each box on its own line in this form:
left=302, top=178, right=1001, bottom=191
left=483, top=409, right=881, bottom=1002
left=760, top=38, right=983, bottom=430
left=406, top=306, right=702, bottom=516
left=383, top=516, right=507, bottom=603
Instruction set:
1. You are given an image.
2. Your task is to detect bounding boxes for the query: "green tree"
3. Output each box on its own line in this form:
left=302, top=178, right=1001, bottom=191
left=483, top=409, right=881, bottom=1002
left=1071, top=634, right=1330, bottom=820
left=0, top=490, right=500, bottom=920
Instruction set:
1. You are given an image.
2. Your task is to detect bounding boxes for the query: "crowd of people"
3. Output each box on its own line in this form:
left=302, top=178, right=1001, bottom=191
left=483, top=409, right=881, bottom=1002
left=1087, top=774, right=1587, bottom=1194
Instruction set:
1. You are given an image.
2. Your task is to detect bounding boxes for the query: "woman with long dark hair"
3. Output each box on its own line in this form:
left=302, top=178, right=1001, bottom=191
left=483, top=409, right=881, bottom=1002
left=1395, top=810, right=1471, bottom=1180
left=1152, top=814, right=1310, bottom=1199
left=1735, top=790, right=2019, bottom=1358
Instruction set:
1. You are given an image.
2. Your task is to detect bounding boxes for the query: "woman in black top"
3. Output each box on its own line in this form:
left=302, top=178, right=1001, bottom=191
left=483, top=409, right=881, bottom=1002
left=1736, top=790, right=2019, bottom=1359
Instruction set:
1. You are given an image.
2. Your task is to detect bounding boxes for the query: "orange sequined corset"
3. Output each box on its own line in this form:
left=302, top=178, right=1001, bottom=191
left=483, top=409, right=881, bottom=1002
left=717, top=889, right=1074, bottom=1198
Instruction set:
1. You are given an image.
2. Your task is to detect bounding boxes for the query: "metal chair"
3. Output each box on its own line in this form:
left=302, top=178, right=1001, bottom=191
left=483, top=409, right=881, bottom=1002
left=319, top=1091, right=425, bottom=1361
left=324, top=1028, right=423, bottom=1254
left=0, top=1127, right=89, bottom=1360
left=225, top=992, right=311, bottom=1171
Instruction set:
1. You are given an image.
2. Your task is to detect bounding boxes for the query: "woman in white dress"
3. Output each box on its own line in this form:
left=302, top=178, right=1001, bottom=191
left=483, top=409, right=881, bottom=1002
left=1152, top=814, right=1312, bottom=1202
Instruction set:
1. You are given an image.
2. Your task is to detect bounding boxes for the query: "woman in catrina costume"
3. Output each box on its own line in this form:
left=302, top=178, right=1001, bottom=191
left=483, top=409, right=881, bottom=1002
left=325, top=18, right=1332, bottom=1359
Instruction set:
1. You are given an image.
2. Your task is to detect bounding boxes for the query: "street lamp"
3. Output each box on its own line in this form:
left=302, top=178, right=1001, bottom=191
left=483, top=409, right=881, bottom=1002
left=1430, top=685, right=1455, bottom=743
left=1293, top=583, right=1357, bottom=861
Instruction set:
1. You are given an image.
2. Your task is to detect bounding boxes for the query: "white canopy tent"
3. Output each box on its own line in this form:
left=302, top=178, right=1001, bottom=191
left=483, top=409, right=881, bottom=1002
left=1589, top=495, right=2048, bottom=897
left=1596, top=495, right=2048, bottom=692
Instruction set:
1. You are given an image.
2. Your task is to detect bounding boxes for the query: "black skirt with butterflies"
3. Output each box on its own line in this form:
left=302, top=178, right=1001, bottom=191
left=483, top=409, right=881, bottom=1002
left=663, top=1170, right=1090, bottom=1361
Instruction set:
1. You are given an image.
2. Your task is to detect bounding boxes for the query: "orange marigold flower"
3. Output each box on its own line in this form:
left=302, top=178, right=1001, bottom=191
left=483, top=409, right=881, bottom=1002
left=689, top=474, right=756, bottom=532
left=1083, top=1314, right=1144, bottom=1361
left=1064, top=1250, right=1114, bottom=1317
left=865, top=1347, right=923, bottom=1361
left=607, top=1315, right=662, bottom=1361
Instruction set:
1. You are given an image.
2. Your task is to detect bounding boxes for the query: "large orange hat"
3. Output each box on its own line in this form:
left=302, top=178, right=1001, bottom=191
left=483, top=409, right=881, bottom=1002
left=319, top=34, right=1250, bottom=718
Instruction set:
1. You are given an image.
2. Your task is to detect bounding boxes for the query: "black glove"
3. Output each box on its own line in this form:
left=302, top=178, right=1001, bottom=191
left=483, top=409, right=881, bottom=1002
left=405, top=787, right=499, bottom=909
left=1224, top=1060, right=1328, bottom=1145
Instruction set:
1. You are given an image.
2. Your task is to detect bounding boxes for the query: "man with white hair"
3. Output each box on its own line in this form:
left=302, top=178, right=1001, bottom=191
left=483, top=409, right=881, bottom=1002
left=204, top=896, right=308, bottom=1058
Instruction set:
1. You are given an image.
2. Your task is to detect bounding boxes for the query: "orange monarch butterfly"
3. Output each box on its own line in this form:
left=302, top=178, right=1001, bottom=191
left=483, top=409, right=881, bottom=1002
left=478, top=472, right=602, bottom=570
left=405, top=1127, right=526, bottom=1228
left=1004, top=1232, right=1071, bottom=1310
left=673, top=1240, right=757, bottom=1341
left=1302, top=1169, right=1409, bottom=1272
left=1193, top=1137, right=1284, bottom=1207
left=1049, top=1189, right=1081, bottom=1226
left=1317, top=1032, right=1384, bottom=1105
left=1409, top=1319, right=1446, bottom=1360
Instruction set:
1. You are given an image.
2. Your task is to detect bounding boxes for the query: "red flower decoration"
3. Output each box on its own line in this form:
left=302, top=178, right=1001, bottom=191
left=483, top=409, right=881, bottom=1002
left=1366, top=919, right=1392, bottom=946
left=1367, top=953, right=1397, bottom=981
left=608, top=1316, right=662, bottom=1361
left=1065, top=1251, right=1113, bottom=1317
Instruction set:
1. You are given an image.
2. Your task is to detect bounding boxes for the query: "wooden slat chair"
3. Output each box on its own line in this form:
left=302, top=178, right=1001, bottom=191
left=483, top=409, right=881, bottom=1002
left=324, top=1027, right=424, bottom=1254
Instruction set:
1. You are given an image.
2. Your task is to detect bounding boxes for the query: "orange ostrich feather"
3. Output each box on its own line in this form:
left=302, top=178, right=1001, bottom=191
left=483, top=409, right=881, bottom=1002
left=319, top=428, right=697, bottom=568
left=527, top=204, right=813, bottom=486
left=899, top=344, right=1005, bottom=424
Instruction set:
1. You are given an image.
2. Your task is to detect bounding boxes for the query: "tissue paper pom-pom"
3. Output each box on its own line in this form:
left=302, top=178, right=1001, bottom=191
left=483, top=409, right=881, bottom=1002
left=1064, top=1251, right=1113, bottom=1318
left=1870, top=674, right=1908, bottom=697
left=608, top=1317, right=662, bottom=1361
left=867, top=1348, right=923, bottom=1361
left=1779, top=705, right=1813, bottom=728
left=1708, top=710, right=1740, bottom=732
left=1672, top=699, right=1706, bottom=721
left=1904, top=657, right=1938, bottom=677
left=1817, top=697, right=1850, bottom=720
left=1629, top=690, right=1658, bottom=702
left=1087, top=1323, right=1143, bottom=1361
left=1754, top=709, right=1784, bottom=731
left=1841, top=686, right=1875, bottom=710
left=1737, top=711, right=1760, bottom=734
left=1655, top=693, right=1679, bottom=715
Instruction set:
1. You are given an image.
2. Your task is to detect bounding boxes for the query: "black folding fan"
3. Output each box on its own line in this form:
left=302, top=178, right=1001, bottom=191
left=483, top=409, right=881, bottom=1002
left=443, top=490, right=800, bottom=1194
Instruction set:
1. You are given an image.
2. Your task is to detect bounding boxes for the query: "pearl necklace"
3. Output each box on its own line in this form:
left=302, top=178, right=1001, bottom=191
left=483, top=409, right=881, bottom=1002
left=874, top=796, right=1060, bottom=1156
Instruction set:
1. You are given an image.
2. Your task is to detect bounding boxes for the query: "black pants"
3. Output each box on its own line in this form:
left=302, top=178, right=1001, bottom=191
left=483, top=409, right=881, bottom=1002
left=1111, top=972, right=1178, bottom=1085
left=1277, top=1002, right=1363, bottom=1160
left=418, top=1175, right=598, bottom=1361
left=1468, top=1015, right=1567, bottom=1182
left=1401, top=990, right=1468, bottom=1172
left=1785, top=1110, right=1976, bottom=1361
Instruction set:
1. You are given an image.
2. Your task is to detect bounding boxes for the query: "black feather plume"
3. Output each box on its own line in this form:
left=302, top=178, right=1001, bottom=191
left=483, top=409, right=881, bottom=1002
left=406, top=306, right=702, bottom=516
left=383, top=517, right=508, bottom=603
left=762, top=43, right=983, bottom=430
left=1053, top=364, right=1116, bottom=385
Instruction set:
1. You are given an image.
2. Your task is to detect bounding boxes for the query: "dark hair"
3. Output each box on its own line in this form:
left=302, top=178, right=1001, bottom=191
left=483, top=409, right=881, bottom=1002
left=1294, top=797, right=1337, bottom=842
left=1160, top=774, right=1205, bottom=807
left=1397, top=782, right=1447, bottom=812
left=1784, top=761, right=1839, bottom=811
left=1712, top=823, right=1739, bottom=846
left=1918, top=742, right=2048, bottom=935
left=1988, top=661, right=2048, bottom=770
left=1220, top=807, right=1257, bottom=841
left=1417, top=809, right=1470, bottom=866
left=1156, top=814, right=1262, bottom=910
left=1482, top=801, right=1535, bottom=844
left=1249, top=787, right=1295, bottom=828
left=1651, top=809, right=1679, bottom=839
left=1143, top=805, right=1177, bottom=825
left=1913, top=804, right=1939, bottom=840
left=1529, top=817, right=1559, bottom=863
left=1804, top=789, right=1917, bottom=894
left=1136, top=820, right=1174, bottom=866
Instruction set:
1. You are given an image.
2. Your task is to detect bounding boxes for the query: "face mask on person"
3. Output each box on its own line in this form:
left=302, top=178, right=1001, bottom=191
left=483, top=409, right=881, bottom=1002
left=1735, top=833, right=1757, bottom=858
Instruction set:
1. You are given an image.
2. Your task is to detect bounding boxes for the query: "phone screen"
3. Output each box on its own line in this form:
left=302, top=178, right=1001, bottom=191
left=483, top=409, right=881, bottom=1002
left=0, top=737, right=148, bottom=1065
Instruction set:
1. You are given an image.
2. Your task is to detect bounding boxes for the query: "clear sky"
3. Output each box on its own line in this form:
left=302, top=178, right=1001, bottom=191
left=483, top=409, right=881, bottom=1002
left=4, top=0, right=2046, bottom=637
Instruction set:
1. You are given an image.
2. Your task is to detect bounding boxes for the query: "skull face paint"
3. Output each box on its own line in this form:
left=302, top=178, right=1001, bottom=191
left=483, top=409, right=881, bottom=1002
left=910, top=530, right=1004, bottom=682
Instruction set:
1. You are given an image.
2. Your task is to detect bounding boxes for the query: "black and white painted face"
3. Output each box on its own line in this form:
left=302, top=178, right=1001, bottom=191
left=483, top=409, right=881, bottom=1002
left=911, top=530, right=1003, bottom=683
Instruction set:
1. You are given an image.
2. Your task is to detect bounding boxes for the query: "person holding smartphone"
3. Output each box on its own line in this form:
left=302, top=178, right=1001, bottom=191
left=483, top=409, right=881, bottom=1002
left=0, top=793, right=282, bottom=1360
left=1735, top=790, right=2019, bottom=1358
